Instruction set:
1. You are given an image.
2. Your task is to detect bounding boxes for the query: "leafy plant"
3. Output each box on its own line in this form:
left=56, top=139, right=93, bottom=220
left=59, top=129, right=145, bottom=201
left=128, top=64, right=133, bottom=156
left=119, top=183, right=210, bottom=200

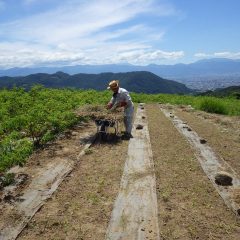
left=198, top=98, right=228, bottom=114
left=0, top=173, right=15, bottom=188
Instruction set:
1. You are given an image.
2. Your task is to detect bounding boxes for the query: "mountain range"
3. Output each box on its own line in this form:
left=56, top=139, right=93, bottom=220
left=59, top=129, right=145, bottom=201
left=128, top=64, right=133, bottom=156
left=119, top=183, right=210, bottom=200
left=1, top=58, right=240, bottom=78
left=0, top=71, right=193, bottom=94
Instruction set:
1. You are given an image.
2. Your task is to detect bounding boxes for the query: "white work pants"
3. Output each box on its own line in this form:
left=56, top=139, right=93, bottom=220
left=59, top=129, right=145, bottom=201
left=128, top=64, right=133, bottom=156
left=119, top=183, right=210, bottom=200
left=124, top=105, right=134, bottom=134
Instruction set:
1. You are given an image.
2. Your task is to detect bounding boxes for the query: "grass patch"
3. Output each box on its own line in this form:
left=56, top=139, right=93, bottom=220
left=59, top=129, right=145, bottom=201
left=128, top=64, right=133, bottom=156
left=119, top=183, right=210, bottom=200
left=0, top=173, right=15, bottom=189
left=198, top=98, right=228, bottom=114
left=84, top=148, right=93, bottom=155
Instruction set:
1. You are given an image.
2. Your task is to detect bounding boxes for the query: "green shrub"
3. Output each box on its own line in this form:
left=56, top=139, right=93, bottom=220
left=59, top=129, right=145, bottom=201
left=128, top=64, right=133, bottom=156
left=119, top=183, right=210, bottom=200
left=0, top=173, right=15, bottom=187
left=0, top=132, right=33, bottom=172
left=199, top=98, right=228, bottom=114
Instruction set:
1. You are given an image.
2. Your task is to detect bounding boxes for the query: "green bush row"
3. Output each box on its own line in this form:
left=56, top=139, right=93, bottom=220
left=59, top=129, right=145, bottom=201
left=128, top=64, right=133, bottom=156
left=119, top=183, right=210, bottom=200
left=0, top=86, right=239, bottom=173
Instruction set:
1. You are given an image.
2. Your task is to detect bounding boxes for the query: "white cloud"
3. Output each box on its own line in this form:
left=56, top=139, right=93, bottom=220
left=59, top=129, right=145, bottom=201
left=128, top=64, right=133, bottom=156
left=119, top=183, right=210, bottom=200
left=195, top=51, right=240, bottom=59
left=1, top=1, right=160, bottom=44
left=194, top=53, right=210, bottom=58
left=0, top=0, right=180, bottom=68
left=117, top=49, right=184, bottom=65
left=0, top=41, right=184, bottom=68
left=213, top=52, right=240, bottom=59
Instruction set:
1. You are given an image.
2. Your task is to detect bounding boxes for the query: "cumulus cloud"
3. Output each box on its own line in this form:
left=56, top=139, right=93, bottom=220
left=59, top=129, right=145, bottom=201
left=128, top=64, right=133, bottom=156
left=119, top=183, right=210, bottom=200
left=195, top=51, right=240, bottom=59
left=0, top=40, right=184, bottom=68
left=0, top=0, right=181, bottom=68
left=116, top=50, right=184, bottom=65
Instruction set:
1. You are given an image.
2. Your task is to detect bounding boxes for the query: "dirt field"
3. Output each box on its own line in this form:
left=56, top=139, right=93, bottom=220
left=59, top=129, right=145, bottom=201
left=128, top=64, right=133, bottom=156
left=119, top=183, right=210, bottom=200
left=146, top=104, right=240, bottom=240
left=175, top=106, right=240, bottom=176
left=18, top=131, right=128, bottom=239
left=1, top=104, right=240, bottom=240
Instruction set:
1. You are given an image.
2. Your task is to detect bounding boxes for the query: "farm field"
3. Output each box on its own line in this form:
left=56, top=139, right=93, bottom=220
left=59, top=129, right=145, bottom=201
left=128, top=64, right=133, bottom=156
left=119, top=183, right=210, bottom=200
left=0, top=88, right=240, bottom=239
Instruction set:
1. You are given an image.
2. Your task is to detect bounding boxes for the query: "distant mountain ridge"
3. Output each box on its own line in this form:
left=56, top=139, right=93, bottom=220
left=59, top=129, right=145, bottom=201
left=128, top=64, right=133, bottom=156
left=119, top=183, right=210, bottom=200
left=1, top=58, right=240, bottom=78
left=0, top=71, right=193, bottom=94
left=199, top=86, right=240, bottom=98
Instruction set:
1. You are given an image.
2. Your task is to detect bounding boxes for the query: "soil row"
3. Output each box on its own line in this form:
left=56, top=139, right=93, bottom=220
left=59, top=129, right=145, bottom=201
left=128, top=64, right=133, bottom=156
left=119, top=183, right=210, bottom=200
left=17, top=127, right=128, bottom=239
left=4, top=103, right=239, bottom=240
left=146, top=104, right=240, bottom=240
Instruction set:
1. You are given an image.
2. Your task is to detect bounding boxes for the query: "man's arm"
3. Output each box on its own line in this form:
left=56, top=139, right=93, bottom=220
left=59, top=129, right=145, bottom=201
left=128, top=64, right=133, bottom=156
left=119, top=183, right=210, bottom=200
left=106, top=96, right=115, bottom=109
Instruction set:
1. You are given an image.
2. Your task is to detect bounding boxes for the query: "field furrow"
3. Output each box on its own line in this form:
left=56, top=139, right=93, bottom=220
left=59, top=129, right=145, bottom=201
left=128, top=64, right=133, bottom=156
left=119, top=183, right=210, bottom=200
left=146, top=104, right=240, bottom=240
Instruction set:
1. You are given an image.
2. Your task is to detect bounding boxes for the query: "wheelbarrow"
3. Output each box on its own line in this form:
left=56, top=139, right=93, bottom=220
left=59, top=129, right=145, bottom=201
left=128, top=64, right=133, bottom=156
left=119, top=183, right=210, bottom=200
left=95, top=118, right=120, bottom=141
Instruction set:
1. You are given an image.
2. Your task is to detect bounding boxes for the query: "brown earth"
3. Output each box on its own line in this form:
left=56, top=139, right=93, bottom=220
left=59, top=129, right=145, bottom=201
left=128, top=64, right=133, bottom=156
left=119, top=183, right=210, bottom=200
left=0, top=121, right=96, bottom=232
left=146, top=104, right=240, bottom=240
left=174, top=106, right=240, bottom=176
left=17, top=123, right=128, bottom=240
left=2, top=103, right=240, bottom=239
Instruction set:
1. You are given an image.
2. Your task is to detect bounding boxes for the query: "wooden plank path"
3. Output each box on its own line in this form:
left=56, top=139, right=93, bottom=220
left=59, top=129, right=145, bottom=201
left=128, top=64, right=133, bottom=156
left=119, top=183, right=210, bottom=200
left=106, top=104, right=160, bottom=240
left=160, top=106, right=240, bottom=217
left=0, top=133, right=95, bottom=240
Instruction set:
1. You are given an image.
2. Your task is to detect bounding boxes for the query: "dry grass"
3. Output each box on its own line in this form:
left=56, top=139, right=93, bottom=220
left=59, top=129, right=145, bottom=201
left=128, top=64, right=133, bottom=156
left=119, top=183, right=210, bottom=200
left=76, top=104, right=124, bottom=121
left=147, top=104, right=240, bottom=240
left=18, top=125, right=129, bottom=240
left=175, top=107, right=240, bottom=176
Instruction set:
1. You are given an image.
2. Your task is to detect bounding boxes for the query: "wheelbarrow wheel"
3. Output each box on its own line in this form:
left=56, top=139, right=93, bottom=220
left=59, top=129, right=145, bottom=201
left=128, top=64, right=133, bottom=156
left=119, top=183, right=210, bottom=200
left=100, top=132, right=108, bottom=141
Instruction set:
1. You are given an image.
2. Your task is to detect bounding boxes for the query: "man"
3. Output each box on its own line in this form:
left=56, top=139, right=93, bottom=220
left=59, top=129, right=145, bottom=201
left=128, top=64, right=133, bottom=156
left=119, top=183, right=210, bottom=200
left=107, top=80, right=134, bottom=138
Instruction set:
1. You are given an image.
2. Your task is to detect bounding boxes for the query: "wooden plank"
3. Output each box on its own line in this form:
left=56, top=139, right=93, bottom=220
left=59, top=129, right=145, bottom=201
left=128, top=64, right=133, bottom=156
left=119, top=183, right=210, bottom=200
left=160, top=106, right=240, bottom=217
left=106, top=104, right=160, bottom=240
left=0, top=133, right=95, bottom=240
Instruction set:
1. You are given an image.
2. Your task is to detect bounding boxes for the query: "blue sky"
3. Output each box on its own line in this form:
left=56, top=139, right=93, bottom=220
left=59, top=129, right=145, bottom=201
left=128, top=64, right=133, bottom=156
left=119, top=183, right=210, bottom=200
left=0, top=0, right=239, bottom=68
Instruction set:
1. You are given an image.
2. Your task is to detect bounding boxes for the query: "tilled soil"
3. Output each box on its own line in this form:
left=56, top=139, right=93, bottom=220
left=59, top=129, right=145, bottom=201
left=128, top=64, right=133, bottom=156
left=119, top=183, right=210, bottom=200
left=0, top=122, right=96, bottom=236
left=146, top=104, right=240, bottom=240
left=17, top=127, right=129, bottom=239
left=175, top=107, right=240, bottom=176
left=3, top=104, right=240, bottom=240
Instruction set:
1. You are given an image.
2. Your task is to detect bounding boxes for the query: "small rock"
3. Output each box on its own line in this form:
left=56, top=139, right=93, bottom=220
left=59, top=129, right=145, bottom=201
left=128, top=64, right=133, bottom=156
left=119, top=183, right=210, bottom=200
left=200, top=138, right=207, bottom=144
left=141, top=228, right=145, bottom=231
left=237, top=209, right=240, bottom=216
left=136, top=124, right=144, bottom=130
left=215, top=171, right=233, bottom=186
left=71, top=131, right=78, bottom=136
left=187, top=127, right=192, bottom=131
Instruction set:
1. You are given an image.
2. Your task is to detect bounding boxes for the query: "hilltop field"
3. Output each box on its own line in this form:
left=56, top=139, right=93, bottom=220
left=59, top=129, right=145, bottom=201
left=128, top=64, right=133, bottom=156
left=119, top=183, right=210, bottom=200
left=0, top=87, right=240, bottom=239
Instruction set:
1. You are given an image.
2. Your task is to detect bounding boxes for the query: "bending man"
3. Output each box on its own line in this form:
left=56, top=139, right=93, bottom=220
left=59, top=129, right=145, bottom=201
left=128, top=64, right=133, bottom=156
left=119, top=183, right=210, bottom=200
left=107, top=80, right=134, bottom=138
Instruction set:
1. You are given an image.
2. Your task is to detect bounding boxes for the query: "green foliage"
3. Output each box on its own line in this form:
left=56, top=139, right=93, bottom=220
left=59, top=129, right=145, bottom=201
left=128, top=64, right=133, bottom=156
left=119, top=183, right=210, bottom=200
left=0, top=86, right=100, bottom=173
left=0, top=173, right=15, bottom=188
left=198, top=98, right=228, bottom=114
left=0, top=131, right=33, bottom=172
left=131, top=93, right=240, bottom=116
left=1, top=86, right=239, bottom=173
